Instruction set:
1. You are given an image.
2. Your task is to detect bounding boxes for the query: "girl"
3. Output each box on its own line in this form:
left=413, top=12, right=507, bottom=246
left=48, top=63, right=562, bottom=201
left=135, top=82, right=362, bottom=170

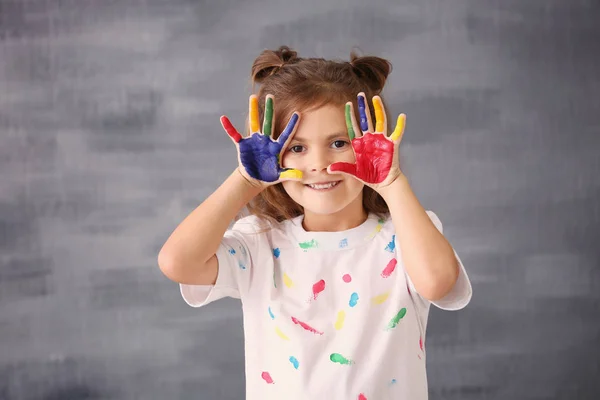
left=159, top=46, right=472, bottom=400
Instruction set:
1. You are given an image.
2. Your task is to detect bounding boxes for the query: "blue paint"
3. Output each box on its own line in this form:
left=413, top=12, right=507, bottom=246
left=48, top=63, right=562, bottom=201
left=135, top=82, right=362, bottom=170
left=238, top=113, right=299, bottom=182
left=349, top=292, right=359, bottom=307
left=238, top=261, right=246, bottom=270
left=385, top=235, right=396, bottom=252
left=358, top=94, right=369, bottom=132
left=390, top=379, right=397, bottom=386
left=228, top=248, right=236, bottom=255
left=268, top=307, right=275, bottom=320
left=339, top=238, right=348, bottom=248
left=273, top=248, right=280, bottom=258
left=289, top=356, right=299, bottom=369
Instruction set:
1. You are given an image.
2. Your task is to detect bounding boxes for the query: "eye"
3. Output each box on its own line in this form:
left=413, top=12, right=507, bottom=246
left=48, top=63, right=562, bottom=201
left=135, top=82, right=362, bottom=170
left=331, top=140, right=349, bottom=149
left=288, top=145, right=304, bottom=153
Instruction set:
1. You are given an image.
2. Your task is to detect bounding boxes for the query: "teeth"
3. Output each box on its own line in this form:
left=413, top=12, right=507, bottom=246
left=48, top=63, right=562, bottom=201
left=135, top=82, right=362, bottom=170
left=308, top=181, right=339, bottom=190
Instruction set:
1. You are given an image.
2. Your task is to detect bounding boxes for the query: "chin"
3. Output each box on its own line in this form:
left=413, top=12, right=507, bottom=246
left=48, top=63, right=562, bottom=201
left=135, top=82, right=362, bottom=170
left=282, top=180, right=364, bottom=216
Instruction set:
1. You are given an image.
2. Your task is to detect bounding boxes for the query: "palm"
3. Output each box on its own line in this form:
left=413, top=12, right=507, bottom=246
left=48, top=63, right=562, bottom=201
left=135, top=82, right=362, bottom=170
left=238, top=134, right=285, bottom=182
left=348, top=133, right=394, bottom=184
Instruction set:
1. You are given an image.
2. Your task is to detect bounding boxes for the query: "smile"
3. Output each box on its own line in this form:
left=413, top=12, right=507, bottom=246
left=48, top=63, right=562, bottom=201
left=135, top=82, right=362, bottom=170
left=305, top=181, right=341, bottom=191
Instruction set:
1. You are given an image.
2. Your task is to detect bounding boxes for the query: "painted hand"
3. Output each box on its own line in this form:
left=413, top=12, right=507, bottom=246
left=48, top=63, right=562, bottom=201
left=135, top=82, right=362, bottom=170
left=221, top=95, right=303, bottom=187
left=328, top=92, right=406, bottom=191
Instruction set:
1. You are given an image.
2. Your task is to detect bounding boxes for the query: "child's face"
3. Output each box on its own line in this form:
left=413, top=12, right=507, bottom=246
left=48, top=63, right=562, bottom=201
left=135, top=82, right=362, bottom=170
left=281, top=104, right=364, bottom=216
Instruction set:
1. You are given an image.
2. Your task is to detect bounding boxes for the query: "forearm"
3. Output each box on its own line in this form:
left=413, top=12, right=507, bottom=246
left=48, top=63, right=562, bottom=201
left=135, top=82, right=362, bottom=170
left=158, top=168, right=262, bottom=277
left=379, top=175, right=459, bottom=300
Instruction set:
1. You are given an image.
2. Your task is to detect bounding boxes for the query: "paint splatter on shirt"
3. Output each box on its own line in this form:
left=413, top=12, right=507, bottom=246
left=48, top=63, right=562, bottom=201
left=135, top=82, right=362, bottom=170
left=179, top=211, right=472, bottom=399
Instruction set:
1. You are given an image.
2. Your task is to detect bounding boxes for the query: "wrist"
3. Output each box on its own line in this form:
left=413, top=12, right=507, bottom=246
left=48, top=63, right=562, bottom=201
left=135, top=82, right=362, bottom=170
left=235, top=167, right=266, bottom=194
left=377, top=173, right=410, bottom=201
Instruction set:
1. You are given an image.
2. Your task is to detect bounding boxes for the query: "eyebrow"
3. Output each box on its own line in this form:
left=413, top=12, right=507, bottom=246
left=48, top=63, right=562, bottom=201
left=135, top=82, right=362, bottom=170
left=291, top=132, right=348, bottom=143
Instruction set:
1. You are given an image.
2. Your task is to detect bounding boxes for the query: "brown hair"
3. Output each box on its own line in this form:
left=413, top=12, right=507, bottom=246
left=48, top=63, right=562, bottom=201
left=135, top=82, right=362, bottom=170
left=244, top=46, right=394, bottom=225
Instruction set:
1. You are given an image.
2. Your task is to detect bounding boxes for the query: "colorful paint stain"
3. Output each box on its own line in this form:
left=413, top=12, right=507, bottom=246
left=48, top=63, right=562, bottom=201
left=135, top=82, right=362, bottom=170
left=289, top=356, right=299, bottom=369
left=386, top=308, right=407, bottom=330
left=298, top=239, right=318, bottom=250
left=275, top=326, right=289, bottom=340
left=384, top=235, right=396, bottom=252
left=349, top=292, right=359, bottom=307
left=358, top=394, right=367, bottom=400
left=268, top=307, right=275, bottom=320
left=312, top=279, right=326, bottom=299
left=419, top=336, right=424, bottom=351
left=365, top=218, right=386, bottom=239
left=371, top=292, right=390, bottom=305
left=283, top=273, right=293, bottom=288
left=342, top=274, right=352, bottom=283
left=273, top=248, right=280, bottom=258
left=334, top=310, right=346, bottom=330
left=291, top=316, right=323, bottom=335
left=228, top=248, right=236, bottom=255
left=390, top=379, right=397, bottom=386
left=238, top=260, right=246, bottom=270
left=381, top=258, right=397, bottom=278
left=330, top=353, right=353, bottom=365
left=261, top=371, right=274, bottom=384
left=339, top=238, right=348, bottom=248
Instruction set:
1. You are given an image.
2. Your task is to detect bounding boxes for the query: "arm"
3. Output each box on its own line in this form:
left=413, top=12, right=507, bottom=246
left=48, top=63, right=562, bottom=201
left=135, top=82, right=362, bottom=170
left=378, top=175, right=459, bottom=301
left=158, top=168, right=262, bottom=285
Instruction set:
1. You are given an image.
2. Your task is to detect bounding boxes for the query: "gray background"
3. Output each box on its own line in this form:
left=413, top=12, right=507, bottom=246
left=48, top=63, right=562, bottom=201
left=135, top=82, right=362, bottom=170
left=1, top=0, right=599, bottom=399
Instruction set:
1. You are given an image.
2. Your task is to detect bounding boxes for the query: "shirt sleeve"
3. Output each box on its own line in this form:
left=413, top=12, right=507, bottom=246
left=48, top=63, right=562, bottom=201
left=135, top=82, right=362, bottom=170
left=404, top=210, right=472, bottom=311
left=179, top=216, right=261, bottom=308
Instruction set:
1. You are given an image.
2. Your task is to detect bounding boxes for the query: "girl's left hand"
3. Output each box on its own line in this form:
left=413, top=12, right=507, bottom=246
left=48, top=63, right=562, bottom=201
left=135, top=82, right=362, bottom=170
left=328, top=92, right=406, bottom=191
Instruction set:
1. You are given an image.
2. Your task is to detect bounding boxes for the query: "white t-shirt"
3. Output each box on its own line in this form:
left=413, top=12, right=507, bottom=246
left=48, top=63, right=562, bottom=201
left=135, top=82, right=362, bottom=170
left=180, top=211, right=472, bottom=400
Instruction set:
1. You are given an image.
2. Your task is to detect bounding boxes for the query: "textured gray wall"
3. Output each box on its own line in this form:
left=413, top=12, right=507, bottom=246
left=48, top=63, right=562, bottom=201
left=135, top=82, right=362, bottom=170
left=1, top=0, right=599, bottom=399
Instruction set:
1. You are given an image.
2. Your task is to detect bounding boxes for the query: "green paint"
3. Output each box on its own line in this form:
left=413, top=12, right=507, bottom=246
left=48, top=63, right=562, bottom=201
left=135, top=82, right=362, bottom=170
left=386, top=308, right=407, bottom=330
left=330, top=353, right=353, bottom=365
left=264, top=97, right=273, bottom=137
left=345, top=104, right=355, bottom=140
left=298, top=239, right=318, bottom=250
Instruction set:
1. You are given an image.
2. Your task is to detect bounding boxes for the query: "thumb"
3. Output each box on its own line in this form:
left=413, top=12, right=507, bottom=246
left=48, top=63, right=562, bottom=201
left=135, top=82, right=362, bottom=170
left=328, top=162, right=357, bottom=177
left=279, top=168, right=303, bottom=181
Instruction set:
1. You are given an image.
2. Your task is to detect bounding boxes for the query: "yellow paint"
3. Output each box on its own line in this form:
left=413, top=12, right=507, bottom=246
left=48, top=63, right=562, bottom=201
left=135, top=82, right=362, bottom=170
left=279, top=169, right=303, bottom=180
left=390, top=114, right=406, bottom=141
left=250, top=96, right=260, bottom=132
left=371, top=292, right=390, bottom=305
left=373, top=97, right=385, bottom=132
left=275, top=326, right=290, bottom=340
left=365, top=220, right=385, bottom=240
left=283, top=273, right=294, bottom=288
left=334, top=310, right=346, bottom=330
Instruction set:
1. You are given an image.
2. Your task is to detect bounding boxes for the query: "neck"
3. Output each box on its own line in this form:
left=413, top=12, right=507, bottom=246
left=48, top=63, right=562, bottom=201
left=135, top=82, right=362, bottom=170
left=302, top=197, right=368, bottom=232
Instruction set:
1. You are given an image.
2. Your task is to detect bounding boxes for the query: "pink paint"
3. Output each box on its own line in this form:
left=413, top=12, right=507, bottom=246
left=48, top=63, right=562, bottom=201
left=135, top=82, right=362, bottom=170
left=342, top=274, right=352, bottom=283
left=291, top=316, right=324, bottom=335
left=312, top=279, right=326, bottom=299
left=419, top=336, right=424, bottom=351
left=358, top=394, right=367, bottom=400
left=381, top=258, right=397, bottom=278
left=261, top=371, right=274, bottom=384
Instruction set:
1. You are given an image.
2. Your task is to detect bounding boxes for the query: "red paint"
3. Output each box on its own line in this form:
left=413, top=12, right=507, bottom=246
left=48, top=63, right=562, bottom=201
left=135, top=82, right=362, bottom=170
left=419, top=336, right=423, bottom=351
left=381, top=258, right=397, bottom=278
left=221, top=116, right=242, bottom=143
left=342, top=274, right=352, bottom=283
left=358, top=394, right=367, bottom=400
left=291, top=316, right=324, bottom=335
left=329, top=133, right=394, bottom=184
left=261, top=371, right=274, bottom=384
left=312, top=279, right=326, bottom=299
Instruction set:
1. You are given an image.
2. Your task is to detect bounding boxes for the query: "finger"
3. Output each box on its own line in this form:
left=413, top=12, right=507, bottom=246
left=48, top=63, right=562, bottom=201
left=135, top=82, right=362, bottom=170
left=249, top=95, right=260, bottom=133
left=263, top=95, right=274, bottom=137
left=328, top=162, right=357, bottom=176
left=372, top=96, right=387, bottom=135
left=390, top=114, right=406, bottom=142
left=220, top=116, right=242, bottom=143
left=345, top=102, right=362, bottom=139
left=357, top=92, right=374, bottom=133
left=279, top=168, right=303, bottom=181
left=277, top=112, right=300, bottom=146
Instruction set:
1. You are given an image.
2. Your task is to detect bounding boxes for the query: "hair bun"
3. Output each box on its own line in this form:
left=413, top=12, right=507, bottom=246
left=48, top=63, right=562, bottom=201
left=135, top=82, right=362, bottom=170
left=251, top=46, right=299, bottom=84
left=349, top=50, right=392, bottom=93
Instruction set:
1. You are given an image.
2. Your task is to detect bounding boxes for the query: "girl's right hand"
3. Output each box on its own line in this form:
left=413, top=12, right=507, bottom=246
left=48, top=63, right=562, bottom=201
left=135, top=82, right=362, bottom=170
left=220, top=94, right=303, bottom=189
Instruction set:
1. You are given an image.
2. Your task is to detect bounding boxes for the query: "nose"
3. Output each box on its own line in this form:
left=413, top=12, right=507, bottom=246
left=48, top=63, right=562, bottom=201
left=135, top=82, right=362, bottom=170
left=309, top=148, right=331, bottom=172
